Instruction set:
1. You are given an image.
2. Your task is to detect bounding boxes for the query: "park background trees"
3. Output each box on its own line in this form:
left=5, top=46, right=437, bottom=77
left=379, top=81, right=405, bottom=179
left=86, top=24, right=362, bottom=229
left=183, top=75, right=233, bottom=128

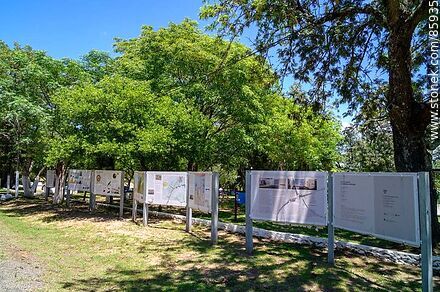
left=200, top=0, right=436, bottom=242
left=0, top=21, right=341, bottom=197
left=1, top=10, right=427, bottom=239
left=0, top=42, right=88, bottom=198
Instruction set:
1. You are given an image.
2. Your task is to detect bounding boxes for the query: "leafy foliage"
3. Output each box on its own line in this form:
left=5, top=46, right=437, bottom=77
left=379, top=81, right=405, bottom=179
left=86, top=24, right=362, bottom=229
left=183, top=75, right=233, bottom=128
left=0, top=21, right=341, bottom=190
left=200, top=0, right=426, bottom=115
left=112, top=20, right=341, bottom=176
left=0, top=42, right=84, bottom=178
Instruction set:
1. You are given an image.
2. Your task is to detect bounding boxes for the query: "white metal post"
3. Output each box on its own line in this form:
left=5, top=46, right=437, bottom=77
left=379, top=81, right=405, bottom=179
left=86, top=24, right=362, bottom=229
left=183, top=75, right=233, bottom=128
left=186, top=173, right=192, bottom=232
left=89, top=171, right=95, bottom=211
left=66, top=189, right=71, bottom=207
left=6, top=175, right=10, bottom=196
left=132, top=171, right=138, bottom=221
left=143, top=172, right=148, bottom=226
left=119, top=171, right=125, bottom=219
left=15, top=171, right=19, bottom=198
left=211, top=172, right=219, bottom=245
left=142, top=202, right=148, bottom=227
left=245, top=170, right=253, bottom=255
left=132, top=197, right=137, bottom=222
left=418, top=172, right=433, bottom=292
left=327, top=172, right=334, bottom=265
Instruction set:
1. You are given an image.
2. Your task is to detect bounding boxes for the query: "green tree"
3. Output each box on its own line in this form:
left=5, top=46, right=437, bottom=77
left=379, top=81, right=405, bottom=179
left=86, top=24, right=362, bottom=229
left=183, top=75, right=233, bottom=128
left=114, top=20, right=278, bottom=172
left=51, top=21, right=341, bottom=190
left=0, top=42, right=86, bottom=197
left=340, top=124, right=395, bottom=172
left=114, top=20, right=341, bottom=176
left=51, top=75, right=187, bottom=179
left=80, top=50, right=114, bottom=83
left=340, top=90, right=395, bottom=172
left=257, top=94, right=341, bottom=171
left=201, top=0, right=438, bottom=242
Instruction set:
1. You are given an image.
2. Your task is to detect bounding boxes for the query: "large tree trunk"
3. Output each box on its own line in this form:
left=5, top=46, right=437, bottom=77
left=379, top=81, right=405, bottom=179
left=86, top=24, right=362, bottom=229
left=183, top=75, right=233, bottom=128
left=23, top=175, right=39, bottom=198
left=29, top=167, right=45, bottom=197
left=22, top=166, right=45, bottom=198
left=22, top=175, right=32, bottom=197
left=53, top=162, right=67, bottom=204
left=22, top=160, right=33, bottom=198
left=388, top=25, right=439, bottom=244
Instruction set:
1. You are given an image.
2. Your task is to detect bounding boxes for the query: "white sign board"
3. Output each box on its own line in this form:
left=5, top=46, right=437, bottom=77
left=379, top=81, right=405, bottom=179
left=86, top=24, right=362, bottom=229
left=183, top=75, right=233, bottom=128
left=46, top=170, right=56, bottom=188
left=133, top=171, right=146, bottom=203
left=93, top=170, right=123, bottom=196
left=249, top=171, right=328, bottom=226
left=333, top=173, right=420, bottom=246
left=68, top=169, right=92, bottom=191
left=146, top=172, right=187, bottom=207
left=188, top=172, right=212, bottom=213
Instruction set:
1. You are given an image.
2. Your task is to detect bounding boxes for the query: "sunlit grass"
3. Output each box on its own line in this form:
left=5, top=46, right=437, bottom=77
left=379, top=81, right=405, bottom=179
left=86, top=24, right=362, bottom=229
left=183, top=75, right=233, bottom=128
left=0, top=198, right=435, bottom=291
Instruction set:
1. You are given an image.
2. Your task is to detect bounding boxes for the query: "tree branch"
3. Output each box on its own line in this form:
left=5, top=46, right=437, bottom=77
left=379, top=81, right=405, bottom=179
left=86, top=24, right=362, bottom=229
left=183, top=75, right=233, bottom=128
left=408, top=0, right=428, bottom=32
left=318, top=5, right=386, bottom=27
left=384, top=0, right=401, bottom=26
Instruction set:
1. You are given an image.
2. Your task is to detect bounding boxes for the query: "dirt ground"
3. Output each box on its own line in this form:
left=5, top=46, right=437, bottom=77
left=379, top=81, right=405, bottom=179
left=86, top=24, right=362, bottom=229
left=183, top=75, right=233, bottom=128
left=0, top=232, right=45, bottom=291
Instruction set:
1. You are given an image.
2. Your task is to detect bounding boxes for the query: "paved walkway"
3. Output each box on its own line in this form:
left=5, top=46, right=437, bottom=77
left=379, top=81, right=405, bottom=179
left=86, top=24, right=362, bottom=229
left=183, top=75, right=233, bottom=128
left=0, top=224, right=44, bottom=291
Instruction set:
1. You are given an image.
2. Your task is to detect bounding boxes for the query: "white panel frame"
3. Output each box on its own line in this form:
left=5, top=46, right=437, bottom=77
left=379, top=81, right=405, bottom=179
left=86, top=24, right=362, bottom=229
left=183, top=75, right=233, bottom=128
left=67, top=169, right=92, bottom=192
left=46, top=170, right=56, bottom=188
left=249, top=170, right=328, bottom=227
left=145, top=171, right=188, bottom=207
left=92, top=170, right=124, bottom=197
left=133, top=171, right=147, bottom=203
left=187, top=172, right=213, bottom=214
left=333, top=172, right=420, bottom=247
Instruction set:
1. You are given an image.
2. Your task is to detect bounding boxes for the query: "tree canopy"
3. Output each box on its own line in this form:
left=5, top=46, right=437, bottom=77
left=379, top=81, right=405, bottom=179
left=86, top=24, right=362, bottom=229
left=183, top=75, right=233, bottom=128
left=0, top=21, right=342, bottom=195
left=0, top=42, right=87, bottom=196
left=2, top=13, right=421, bottom=200
left=200, top=0, right=438, bottom=241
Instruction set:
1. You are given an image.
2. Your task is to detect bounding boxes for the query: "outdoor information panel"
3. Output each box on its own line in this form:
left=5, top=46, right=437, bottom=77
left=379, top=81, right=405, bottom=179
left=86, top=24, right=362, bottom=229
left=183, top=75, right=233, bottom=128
left=93, top=170, right=123, bottom=196
left=67, top=169, right=92, bottom=192
left=249, top=171, right=328, bottom=226
left=133, top=171, right=146, bottom=203
left=46, top=170, right=56, bottom=188
left=146, top=172, right=187, bottom=207
left=188, top=172, right=213, bottom=213
left=333, top=172, right=420, bottom=246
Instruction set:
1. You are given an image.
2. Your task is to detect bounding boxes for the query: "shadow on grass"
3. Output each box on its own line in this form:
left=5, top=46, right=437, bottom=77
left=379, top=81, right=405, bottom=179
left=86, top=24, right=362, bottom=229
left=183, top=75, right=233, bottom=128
left=0, top=197, right=435, bottom=255
left=0, top=197, right=124, bottom=223
left=59, top=238, right=421, bottom=291
left=0, top=198, right=431, bottom=291
left=169, top=196, right=431, bottom=254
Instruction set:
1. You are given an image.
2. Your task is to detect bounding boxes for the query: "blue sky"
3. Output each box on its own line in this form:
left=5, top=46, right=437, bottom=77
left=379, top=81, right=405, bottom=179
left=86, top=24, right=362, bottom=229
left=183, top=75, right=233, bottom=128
left=0, top=0, right=351, bottom=125
left=0, top=0, right=206, bottom=59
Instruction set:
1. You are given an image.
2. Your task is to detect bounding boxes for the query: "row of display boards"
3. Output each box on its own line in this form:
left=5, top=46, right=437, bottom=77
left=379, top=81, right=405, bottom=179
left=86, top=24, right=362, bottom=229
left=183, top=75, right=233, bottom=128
left=45, top=169, right=433, bottom=291
left=245, top=171, right=433, bottom=292
left=248, top=171, right=419, bottom=245
left=45, top=169, right=219, bottom=244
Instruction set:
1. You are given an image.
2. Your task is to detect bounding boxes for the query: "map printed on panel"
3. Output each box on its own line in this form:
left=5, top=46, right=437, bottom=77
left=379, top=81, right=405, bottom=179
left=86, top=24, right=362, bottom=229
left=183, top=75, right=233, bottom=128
left=250, top=171, right=327, bottom=226
left=46, top=170, right=56, bottom=188
left=93, top=170, right=122, bottom=196
left=333, top=173, right=420, bottom=246
left=133, top=171, right=146, bottom=203
left=188, top=172, right=212, bottom=213
left=146, top=172, right=187, bottom=207
left=67, top=169, right=92, bottom=191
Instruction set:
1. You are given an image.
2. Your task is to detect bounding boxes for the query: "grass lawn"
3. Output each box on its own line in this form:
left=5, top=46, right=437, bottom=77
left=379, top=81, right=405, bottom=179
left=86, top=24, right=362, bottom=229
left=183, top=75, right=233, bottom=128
left=0, top=198, right=438, bottom=291
left=145, top=194, right=440, bottom=255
